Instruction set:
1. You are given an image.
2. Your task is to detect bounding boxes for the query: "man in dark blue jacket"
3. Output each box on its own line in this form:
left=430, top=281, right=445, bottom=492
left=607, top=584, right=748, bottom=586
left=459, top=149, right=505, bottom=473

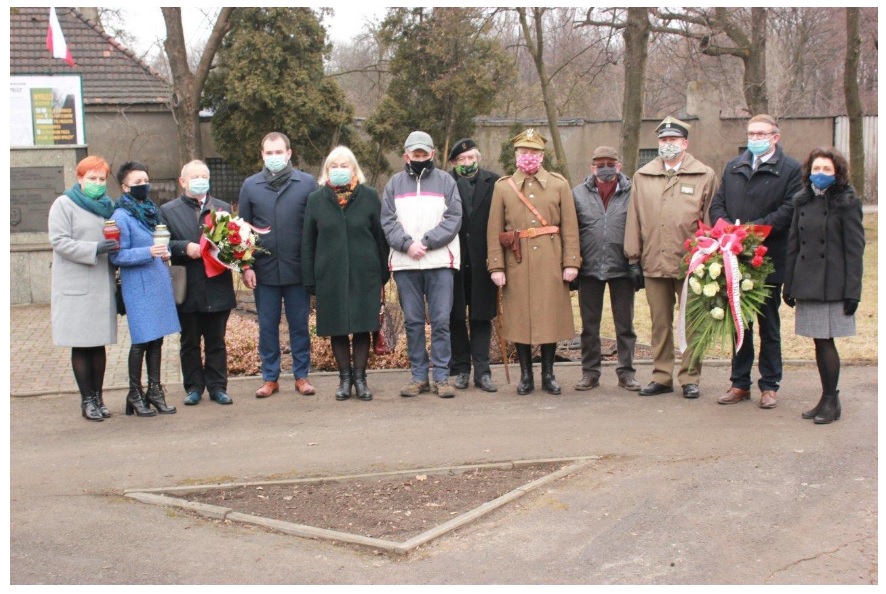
left=239, top=132, right=319, bottom=399
left=708, top=114, right=802, bottom=410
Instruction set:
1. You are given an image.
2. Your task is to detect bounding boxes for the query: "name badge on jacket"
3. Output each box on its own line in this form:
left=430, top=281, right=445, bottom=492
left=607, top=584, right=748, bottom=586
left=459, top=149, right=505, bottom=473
left=680, top=184, right=695, bottom=195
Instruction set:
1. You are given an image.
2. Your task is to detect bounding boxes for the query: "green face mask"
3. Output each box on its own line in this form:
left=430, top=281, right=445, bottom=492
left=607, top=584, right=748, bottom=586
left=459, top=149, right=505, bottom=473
left=455, top=162, right=479, bottom=177
left=82, top=181, right=107, bottom=199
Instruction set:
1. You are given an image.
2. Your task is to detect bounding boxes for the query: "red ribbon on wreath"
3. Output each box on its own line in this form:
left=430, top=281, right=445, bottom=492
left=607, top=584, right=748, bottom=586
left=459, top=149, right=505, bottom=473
left=678, top=219, right=770, bottom=355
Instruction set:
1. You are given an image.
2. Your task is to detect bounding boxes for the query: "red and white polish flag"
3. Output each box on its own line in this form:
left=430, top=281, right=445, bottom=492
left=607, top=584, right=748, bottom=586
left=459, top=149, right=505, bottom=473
left=46, top=7, right=75, bottom=66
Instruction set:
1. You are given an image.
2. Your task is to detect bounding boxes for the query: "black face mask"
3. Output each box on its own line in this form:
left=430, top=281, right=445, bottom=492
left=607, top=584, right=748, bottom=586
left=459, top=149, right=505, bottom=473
left=408, top=159, right=435, bottom=176
left=128, top=183, right=151, bottom=201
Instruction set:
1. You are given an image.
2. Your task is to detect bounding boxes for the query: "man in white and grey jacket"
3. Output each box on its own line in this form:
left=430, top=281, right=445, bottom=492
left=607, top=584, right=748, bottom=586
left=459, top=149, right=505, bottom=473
left=381, top=131, right=462, bottom=398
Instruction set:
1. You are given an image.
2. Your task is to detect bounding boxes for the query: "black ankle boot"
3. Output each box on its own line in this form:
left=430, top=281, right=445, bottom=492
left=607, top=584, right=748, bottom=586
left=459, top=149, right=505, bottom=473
left=353, top=368, right=373, bottom=401
left=814, top=391, right=841, bottom=424
left=81, top=392, right=104, bottom=422
left=515, top=343, right=534, bottom=395
left=93, top=390, right=111, bottom=418
left=146, top=382, right=177, bottom=414
left=802, top=393, right=826, bottom=419
left=125, top=385, right=157, bottom=417
left=335, top=368, right=353, bottom=401
left=540, top=343, right=561, bottom=395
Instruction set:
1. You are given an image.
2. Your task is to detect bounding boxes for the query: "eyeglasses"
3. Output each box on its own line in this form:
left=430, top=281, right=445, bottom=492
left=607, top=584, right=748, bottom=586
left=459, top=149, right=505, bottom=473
left=593, top=162, right=618, bottom=168
left=747, top=131, right=776, bottom=139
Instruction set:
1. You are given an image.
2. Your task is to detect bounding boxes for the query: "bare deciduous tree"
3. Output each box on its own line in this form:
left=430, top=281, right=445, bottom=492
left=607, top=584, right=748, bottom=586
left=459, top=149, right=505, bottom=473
left=653, top=8, right=769, bottom=115
left=161, top=7, right=233, bottom=164
left=844, top=7, right=865, bottom=198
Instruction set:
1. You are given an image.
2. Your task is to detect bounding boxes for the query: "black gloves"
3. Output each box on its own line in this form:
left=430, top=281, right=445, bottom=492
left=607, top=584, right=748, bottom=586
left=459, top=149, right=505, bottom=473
left=96, top=239, right=119, bottom=254
left=305, top=285, right=316, bottom=296
left=628, top=263, right=644, bottom=292
left=843, top=298, right=859, bottom=316
left=782, top=293, right=796, bottom=308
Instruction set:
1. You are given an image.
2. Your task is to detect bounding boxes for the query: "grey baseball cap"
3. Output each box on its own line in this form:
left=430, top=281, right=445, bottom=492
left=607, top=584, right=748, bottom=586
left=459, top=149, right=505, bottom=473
left=404, top=131, right=434, bottom=153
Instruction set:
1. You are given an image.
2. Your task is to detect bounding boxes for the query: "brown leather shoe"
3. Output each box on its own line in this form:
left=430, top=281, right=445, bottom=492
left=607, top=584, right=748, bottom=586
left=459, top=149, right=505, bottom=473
left=295, top=377, right=316, bottom=396
left=718, top=386, right=750, bottom=405
left=255, top=381, right=279, bottom=398
left=760, top=390, right=778, bottom=409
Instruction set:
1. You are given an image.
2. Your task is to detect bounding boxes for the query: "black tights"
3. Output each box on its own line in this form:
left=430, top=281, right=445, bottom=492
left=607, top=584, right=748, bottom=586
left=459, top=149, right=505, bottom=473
left=71, top=346, right=106, bottom=395
left=814, top=338, right=840, bottom=395
left=330, top=333, right=370, bottom=371
left=129, top=338, right=164, bottom=386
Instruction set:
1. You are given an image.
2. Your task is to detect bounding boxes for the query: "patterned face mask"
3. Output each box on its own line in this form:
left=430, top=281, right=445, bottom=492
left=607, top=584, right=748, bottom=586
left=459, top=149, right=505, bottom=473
left=516, top=152, right=543, bottom=175
left=658, top=142, right=683, bottom=161
left=455, top=162, right=479, bottom=177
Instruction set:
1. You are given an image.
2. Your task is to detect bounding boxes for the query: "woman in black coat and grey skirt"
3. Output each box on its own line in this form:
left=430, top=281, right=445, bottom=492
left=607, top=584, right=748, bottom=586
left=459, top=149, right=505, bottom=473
left=783, top=147, right=865, bottom=424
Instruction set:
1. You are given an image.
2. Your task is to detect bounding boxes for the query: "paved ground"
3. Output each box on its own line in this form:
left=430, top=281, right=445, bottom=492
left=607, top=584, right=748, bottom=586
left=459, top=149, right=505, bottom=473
left=9, top=304, right=878, bottom=585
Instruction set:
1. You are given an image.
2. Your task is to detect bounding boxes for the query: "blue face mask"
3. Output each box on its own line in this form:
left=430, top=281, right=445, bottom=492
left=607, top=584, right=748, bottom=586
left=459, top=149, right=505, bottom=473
left=264, top=154, right=288, bottom=173
left=188, top=178, right=210, bottom=196
left=747, top=138, right=771, bottom=156
left=328, top=167, right=352, bottom=186
left=809, top=173, right=836, bottom=190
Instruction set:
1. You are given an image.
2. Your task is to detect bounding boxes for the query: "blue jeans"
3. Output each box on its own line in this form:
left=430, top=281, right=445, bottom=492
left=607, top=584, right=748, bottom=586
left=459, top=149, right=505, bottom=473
left=394, top=269, right=454, bottom=383
left=253, top=283, right=311, bottom=381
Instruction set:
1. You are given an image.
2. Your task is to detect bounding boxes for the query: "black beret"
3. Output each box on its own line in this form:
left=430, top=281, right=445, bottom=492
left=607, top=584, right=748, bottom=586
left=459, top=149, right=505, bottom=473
left=448, top=138, right=477, bottom=162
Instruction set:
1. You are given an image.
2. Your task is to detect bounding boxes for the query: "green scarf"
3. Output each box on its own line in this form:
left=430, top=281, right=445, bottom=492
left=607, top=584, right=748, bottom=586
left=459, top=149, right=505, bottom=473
left=63, top=184, right=116, bottom=219
left=115, top=194, right=161, bottom=232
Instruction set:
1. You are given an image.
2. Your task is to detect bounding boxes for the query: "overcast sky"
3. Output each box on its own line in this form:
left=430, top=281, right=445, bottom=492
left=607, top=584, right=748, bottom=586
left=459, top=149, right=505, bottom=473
left=120, top=7, right=386, bottom=57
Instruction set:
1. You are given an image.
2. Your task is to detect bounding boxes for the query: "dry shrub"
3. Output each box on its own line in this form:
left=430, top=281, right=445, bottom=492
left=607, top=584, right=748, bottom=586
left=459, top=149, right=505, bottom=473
left=225, top=284, right=530, bottom=376
left=225, top=313, right=262, bottom=375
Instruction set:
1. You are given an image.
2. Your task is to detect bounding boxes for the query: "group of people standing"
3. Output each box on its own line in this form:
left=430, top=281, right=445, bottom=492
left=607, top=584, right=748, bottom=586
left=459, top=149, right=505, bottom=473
left=48, top=115, right=864, bottom=426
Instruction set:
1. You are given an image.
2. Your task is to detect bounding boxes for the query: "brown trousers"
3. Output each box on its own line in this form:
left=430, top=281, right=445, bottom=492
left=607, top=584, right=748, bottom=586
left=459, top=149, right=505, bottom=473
left=644, top=276, right=701, bottom=386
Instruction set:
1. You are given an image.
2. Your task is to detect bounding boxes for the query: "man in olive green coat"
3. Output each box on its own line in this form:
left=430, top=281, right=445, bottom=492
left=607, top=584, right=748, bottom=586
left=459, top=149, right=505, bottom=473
left=624, top=116, right=718, bottom=399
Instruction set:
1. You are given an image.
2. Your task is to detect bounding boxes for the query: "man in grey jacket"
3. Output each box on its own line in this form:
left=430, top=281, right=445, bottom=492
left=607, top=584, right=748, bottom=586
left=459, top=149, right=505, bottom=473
left=381, top=131, right=462, bottom=399
left=572, top=146, right=640, bottom=392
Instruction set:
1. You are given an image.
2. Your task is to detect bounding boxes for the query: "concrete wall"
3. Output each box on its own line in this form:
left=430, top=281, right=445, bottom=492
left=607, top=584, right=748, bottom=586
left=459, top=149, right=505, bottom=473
left=10, top=147, right=83, bottom=305
left=85, top=106, right=183, bottom=201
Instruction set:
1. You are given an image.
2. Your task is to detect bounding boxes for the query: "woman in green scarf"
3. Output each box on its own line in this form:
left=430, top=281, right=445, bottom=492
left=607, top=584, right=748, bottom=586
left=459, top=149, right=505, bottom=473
left=48, top=155, right=119, bottom=422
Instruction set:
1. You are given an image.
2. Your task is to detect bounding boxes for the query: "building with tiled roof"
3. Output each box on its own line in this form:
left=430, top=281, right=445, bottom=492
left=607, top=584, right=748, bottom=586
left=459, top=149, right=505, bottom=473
left=10, top=6, right=171, bottom=106
left=10, top=6, right=183, bottom=198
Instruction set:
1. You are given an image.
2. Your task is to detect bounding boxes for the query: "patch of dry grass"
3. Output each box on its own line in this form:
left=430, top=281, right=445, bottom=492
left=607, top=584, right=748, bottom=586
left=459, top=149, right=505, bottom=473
left=586, top=213, right=878, bottom=361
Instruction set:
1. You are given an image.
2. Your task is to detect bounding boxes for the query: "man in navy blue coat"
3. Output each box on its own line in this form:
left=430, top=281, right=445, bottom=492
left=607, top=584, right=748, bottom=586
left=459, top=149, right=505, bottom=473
left=709, top=114, right=802, bottom=410
left=239, top=132, right=319, bottom=398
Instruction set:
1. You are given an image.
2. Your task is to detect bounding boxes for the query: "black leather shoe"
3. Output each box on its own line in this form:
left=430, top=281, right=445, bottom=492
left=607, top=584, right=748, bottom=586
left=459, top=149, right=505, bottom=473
left=210, top=391, right=233, bottom=405
left=184, top=391, right=201, bottom=405
left=453, top=372, right=470, bottom=390
left=475, top=373, right=498, bottom=392
left=639, top=381, right=674, bottom=396
left=682, top=384, right=700, bottom=399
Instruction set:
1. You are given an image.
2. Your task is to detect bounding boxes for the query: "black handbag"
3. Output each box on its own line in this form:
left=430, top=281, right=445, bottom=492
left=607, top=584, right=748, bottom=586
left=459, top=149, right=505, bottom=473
left=115, top=269, right=126, bottom=316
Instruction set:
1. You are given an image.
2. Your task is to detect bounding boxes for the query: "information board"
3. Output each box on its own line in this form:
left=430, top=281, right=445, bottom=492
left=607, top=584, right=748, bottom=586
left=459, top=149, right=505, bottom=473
left=10, top=75, right=85, bottom=147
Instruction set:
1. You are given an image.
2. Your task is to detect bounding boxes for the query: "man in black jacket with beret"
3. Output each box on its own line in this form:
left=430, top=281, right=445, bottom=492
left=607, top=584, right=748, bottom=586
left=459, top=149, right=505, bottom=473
left=708, top=114, right=802, bottom=410
left=448, top=138, right=499, bottom=392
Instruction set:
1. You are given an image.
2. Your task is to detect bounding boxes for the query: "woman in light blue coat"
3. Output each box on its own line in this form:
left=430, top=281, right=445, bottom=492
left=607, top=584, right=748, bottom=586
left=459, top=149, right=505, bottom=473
left=110, top=162, right=180, bottom=417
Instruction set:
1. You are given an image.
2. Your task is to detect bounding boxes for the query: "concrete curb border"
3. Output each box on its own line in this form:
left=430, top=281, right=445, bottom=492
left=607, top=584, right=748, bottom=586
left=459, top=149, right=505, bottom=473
left=124, top=456, right=599, bottom=555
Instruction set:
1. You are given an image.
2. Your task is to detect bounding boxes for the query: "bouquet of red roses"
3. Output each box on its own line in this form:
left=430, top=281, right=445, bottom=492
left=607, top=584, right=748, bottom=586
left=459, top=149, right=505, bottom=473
left=678, top=218, right=775, bottom=367
left=201, top=210, right=269, bottom=276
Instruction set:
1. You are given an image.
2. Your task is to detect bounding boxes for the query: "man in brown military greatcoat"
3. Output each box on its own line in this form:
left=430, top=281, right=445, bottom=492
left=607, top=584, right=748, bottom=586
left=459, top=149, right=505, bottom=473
left=487, top=129, right=581, bottom=395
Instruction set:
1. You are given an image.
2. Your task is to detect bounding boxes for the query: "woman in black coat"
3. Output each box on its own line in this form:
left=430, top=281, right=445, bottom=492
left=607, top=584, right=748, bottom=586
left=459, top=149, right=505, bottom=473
left=783, top=147, right=865, bottom=424
left=302, top=146, right=389, bottom=401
